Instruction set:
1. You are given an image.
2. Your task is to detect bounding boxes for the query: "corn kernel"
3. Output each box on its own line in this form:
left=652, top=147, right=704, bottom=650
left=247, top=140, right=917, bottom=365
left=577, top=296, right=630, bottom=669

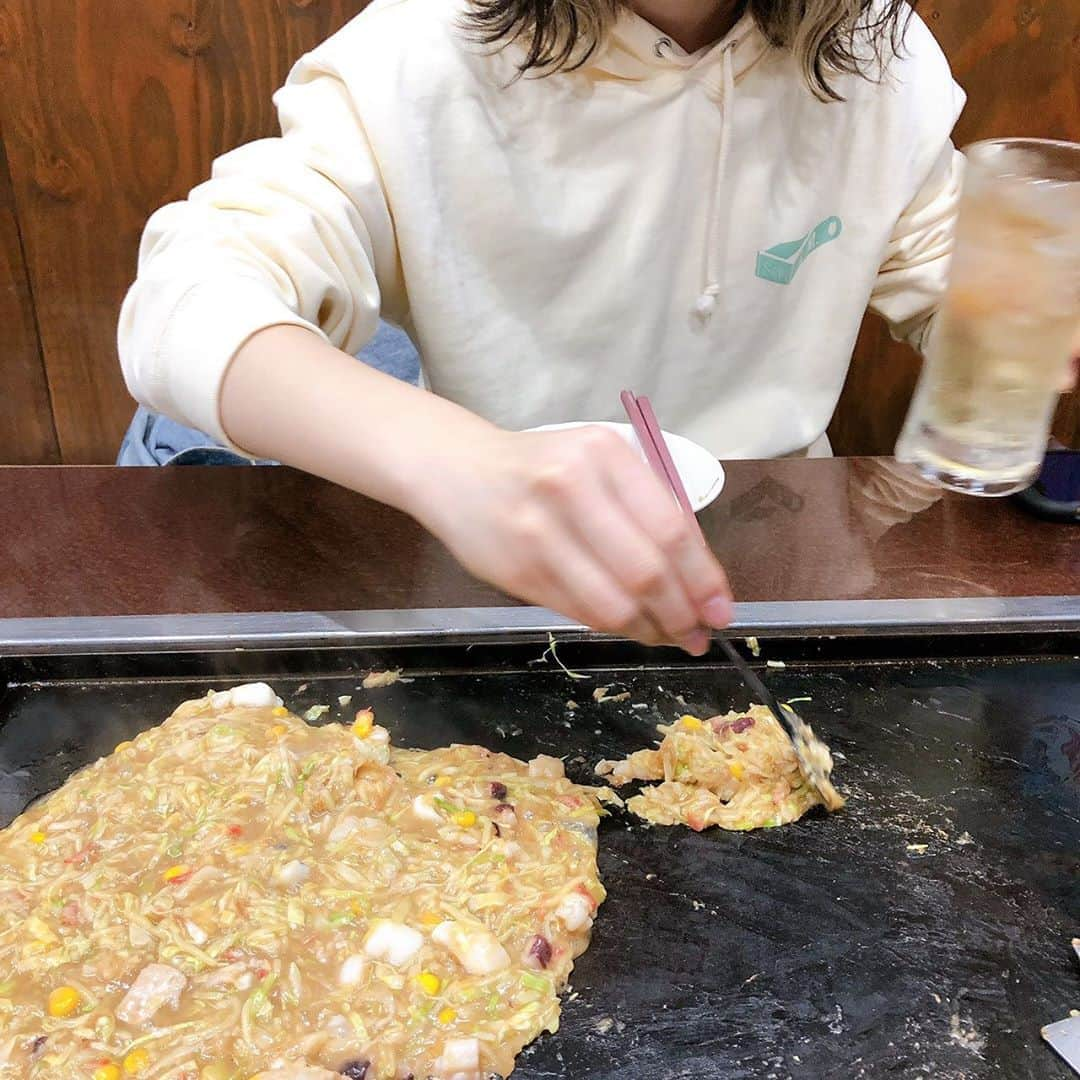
left=452, top=811, right=477, bottom=828
left=162, top=864, right=191, bottom=883
left=270, top=724, right=288, bottom=738
left=123, top=1049, right=151, bottom=1075
left=437, top=1006, right=457, bottom=1025
left=94, top=1065, right=122, bottom=1080
left=416, top=971, right=441, bottom=996
left=272, top=706, right=288, bottom=717
left=433, top=776, right=453, bottom=788
left=729, top=762, right=746, bottom=781
left=679, top=715, right=704, bottom=730
left=420, top=911, right=443, bottom=927
left=30, top=831, right=46, bottom=845
left=47, top=985, right=81, bottom=1017
left=114, top=741, right=135, bottom=754
left=352, top=710, right=374, bottom=738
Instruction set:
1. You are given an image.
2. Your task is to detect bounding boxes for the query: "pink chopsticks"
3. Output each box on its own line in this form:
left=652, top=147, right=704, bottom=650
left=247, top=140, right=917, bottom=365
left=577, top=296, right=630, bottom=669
left=620, top=390, right=704, bottom=538
left=619, top=393, right=838, bottom=801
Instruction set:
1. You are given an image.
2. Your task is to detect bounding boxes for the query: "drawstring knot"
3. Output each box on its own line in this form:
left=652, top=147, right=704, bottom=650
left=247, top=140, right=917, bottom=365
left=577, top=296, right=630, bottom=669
left=693, top=285, right=722, bottom=321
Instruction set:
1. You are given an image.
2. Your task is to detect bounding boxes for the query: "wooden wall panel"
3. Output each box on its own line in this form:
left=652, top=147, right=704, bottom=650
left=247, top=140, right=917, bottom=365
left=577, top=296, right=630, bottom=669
left=830, top=0, right=1080, bottom=454
left=196, top=2, right=367, bottom=176
left=0, top=121, right=58, bottom=463
left=0, top=1, right=192, bottom=462
left=0, top=0, right=365, bottom=464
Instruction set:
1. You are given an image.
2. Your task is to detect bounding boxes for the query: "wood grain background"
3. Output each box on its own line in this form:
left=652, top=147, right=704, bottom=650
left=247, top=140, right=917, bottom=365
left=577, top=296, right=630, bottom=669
left=0, top=0, right=1076, bottom=463
left=0, top=118, right=58, bottom=463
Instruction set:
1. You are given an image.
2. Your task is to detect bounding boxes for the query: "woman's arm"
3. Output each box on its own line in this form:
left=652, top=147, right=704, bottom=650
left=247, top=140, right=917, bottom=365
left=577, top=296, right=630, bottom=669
left=118, top=52, right=400, bottom=444
left=868, top=143, right=965, bottom=353
left=222, top=326, right=734, bottom=653
left=122, top=41, right=733, bottom=650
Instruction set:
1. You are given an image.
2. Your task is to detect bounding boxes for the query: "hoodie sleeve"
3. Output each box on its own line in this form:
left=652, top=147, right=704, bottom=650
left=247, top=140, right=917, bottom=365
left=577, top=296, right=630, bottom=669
left=867, top=142, right=964, bottom=354
left=117, top=50, right=402, bottom=446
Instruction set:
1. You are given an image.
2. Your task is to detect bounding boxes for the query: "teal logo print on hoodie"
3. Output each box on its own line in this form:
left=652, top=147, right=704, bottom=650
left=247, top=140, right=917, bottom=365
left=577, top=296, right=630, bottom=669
left=755, top=216, right=843, bottom=285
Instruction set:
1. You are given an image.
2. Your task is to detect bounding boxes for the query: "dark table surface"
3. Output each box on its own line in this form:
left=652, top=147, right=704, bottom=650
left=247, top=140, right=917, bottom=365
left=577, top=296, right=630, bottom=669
left=1, top=458, right=1076, bottom=619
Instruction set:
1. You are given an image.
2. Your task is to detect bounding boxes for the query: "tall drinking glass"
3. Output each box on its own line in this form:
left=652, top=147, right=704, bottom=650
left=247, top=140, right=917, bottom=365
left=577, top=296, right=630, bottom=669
left=896, top=138, right=1080, bottom=496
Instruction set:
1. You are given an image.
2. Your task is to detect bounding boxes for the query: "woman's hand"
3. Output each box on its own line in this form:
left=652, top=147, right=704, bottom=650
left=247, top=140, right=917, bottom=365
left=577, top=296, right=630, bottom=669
left=410, top=425, right=733, bottom=654
left=1069, top=346, right=1080, bottom=391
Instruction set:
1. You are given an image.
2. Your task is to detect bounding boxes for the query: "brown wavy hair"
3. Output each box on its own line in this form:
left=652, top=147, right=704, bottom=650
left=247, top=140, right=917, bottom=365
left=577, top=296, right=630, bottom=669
left=466, top=0, right=916, bottom=100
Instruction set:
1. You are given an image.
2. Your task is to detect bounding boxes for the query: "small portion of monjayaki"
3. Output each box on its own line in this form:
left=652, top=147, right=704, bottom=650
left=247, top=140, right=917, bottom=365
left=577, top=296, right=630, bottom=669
left=596, top=706, right=844, bottom=832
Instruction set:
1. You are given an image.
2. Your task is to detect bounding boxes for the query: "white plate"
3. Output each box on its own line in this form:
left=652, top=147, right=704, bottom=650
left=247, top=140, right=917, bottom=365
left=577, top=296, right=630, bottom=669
left=527, top=421, right=725, bottom=512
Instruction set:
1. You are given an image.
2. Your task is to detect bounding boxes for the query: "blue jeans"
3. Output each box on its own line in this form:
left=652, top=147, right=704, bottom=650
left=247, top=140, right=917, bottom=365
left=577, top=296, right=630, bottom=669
left=117, top=322, right=421, bottom=465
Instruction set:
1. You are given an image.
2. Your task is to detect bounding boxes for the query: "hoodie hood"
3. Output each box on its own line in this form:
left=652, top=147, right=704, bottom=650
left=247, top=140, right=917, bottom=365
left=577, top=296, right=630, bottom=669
left=589, top=10, right=772, bottom=317
left=590, top=7, right=768, bottom=81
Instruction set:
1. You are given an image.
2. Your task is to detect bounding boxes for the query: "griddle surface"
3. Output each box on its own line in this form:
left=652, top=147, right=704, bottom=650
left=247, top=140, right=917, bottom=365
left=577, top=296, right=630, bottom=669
left=1, top=642, right=1077, bottom=1079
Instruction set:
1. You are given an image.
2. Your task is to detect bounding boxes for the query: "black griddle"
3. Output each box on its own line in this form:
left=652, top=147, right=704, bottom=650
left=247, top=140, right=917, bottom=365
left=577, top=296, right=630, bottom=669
left=1, top=633, right=1078, bottom=1080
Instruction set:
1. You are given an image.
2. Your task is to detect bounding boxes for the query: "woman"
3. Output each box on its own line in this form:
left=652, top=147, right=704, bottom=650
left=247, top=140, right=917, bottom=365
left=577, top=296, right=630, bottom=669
left=119, top=0, right=964, bottom=653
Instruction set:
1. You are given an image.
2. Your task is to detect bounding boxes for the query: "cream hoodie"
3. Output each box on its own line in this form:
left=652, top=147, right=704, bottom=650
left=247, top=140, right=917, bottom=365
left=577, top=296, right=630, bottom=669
left=119, top=0, right=966, bottom=458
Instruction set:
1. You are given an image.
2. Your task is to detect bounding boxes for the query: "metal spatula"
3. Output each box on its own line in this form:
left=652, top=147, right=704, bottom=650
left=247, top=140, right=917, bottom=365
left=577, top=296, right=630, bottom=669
left=1041, top=940, right=1080, bottom=1076
left=1043, top=1015, right=1080, bottom=1075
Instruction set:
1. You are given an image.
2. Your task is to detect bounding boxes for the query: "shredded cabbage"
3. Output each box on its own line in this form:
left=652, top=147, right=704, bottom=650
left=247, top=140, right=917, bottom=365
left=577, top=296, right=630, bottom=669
left=596, top=706, right=844, bottom=831
left=0, top=690, right=608, bottom=1079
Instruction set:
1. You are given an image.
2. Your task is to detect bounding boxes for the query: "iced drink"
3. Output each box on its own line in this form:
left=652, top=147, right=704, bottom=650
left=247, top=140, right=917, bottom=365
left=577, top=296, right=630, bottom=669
left=896, top=139, right=1080, bottom=495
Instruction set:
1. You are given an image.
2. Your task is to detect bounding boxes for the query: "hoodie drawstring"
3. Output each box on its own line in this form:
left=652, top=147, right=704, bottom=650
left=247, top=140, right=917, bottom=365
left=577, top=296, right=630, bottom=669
left=693, top=41, right=738, bottom=322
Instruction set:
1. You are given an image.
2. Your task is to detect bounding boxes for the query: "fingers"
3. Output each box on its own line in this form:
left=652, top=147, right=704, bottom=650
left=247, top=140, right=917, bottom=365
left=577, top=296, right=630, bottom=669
left=526, top=427, right=733, bottom=651
left=441, top=425, right=736, bottom=653
left=1061, top=353, right=1080, bottom=393
left=508, top=509, right=666, bottom=645
left=545, top=467, right=712, bottom=653
left=1063, top=329, right=1080, bottom=391
left=600, top=434, right=734, bottom=626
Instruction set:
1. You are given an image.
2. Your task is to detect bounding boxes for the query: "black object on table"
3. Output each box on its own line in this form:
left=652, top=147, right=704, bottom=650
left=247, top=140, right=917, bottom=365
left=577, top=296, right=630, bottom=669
left=1014, top=449, right=1080, bottom=523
